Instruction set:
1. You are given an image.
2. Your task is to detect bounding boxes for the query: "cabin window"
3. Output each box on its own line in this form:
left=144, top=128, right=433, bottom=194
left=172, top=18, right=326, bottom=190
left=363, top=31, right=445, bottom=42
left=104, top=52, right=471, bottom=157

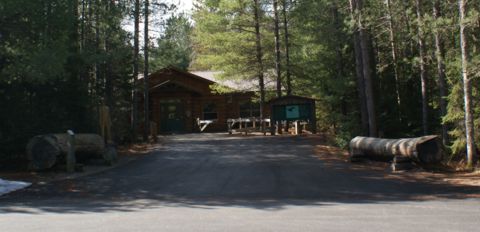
left=203, top=102, right=218, bottom=120
left=239, top=101, right=260, bottom=118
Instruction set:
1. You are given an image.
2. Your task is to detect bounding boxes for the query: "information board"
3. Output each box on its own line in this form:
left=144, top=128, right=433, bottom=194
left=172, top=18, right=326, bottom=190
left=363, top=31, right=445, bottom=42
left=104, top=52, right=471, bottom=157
left=286, top=105, right=300, bottom=119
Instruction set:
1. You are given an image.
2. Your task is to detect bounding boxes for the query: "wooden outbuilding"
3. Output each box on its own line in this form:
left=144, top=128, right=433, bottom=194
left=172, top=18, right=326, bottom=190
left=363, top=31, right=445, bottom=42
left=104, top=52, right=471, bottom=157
left=269, top=95, right=317, bottom=135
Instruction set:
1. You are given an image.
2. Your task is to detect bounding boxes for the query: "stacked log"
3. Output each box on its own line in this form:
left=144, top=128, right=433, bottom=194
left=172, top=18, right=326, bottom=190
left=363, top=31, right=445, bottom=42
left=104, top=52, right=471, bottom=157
left=349, top=135, right=444, bottom=165
left=26, top=133, right=114, bottom=170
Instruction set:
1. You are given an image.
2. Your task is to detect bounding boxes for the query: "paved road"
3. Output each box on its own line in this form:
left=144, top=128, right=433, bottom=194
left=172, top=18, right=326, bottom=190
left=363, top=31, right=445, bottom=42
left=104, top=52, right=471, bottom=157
left=1, top=133, right=479, bottom=232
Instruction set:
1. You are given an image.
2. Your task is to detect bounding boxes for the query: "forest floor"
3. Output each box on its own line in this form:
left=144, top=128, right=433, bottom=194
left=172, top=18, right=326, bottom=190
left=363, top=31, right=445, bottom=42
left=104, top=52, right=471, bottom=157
left=314, top=142, right=480, bottom=188
left=0, top=141, right=163, bottom=184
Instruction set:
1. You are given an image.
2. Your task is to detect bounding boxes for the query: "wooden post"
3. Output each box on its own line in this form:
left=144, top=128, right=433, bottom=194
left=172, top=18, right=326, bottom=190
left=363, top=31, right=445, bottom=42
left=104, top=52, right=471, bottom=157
left=311, top=101, right=317, bottom=134
left=270, top=120, right=276, bottom=136
left=66, top=130, right=76, bottom=173
left=150, top=121, right=158, bottom=142
left=228, top=120, right=232, bottom=134
left=294, top=121, right=300, bottom=135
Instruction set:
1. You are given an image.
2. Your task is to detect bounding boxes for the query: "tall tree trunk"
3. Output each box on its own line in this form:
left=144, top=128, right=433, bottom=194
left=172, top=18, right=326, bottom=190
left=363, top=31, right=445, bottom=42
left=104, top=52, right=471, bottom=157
left=273, top=0, right=282, bottom=98
left=143, top=0, right=150, bottom=141
left=95, top=0, right=101, bottom=99
left=349, top=0, right=369, bottom=136
left=385, top=0, right=402, bottom=112
left=253, top=0, right=266, bottom=133
left=132, top=0, right=140, bottom=141
left=80, top=0, right=86, bottom=52
left=332, top=2, right=347, bottom=117
left=104, top=1, right=113, bottom=111
left=401, top=0, right=414, bottom=59
left=433, top=0, right=449, bottom=145
left=415, top=0, right=429, bottom=135
left=357, top=0, right=377, bottom=137
left=282, top=0, right=292, bottom=95
left=458, top=0, right=477, bottom=167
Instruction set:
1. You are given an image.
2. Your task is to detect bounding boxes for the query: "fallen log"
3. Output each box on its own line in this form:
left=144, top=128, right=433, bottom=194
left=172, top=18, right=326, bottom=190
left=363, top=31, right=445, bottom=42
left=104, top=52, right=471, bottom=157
left=349, top=135, right=444, bottom=164
left=26, top=133, right=109, bottom=170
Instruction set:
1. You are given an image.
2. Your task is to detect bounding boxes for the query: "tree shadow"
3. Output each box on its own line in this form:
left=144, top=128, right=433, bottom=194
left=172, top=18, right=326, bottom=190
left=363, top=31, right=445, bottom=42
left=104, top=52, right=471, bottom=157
left=1, top=133, right=479, bottom=214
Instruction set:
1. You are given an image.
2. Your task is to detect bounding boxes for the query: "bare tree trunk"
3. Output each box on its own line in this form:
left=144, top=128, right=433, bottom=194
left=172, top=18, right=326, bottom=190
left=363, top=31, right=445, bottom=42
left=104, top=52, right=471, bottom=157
left=80, top=0, right=86, bottom=52
left=433, top=0, right=449, bottom=145
left=415, top=0, right=429, bottom=135
left=357, top=0, right=377, bottom=137
left=105, top=1, right=113, bottom=111
left=273, top=0, right=282, bottom=98
left=253, top=0, right=266, bottom=133
left=144, top=0, right=150, bottom=141
left=132, top=0, right=140, bottom=141
left=458, top=0, right=477, bottom=167
left=282, top=0, right=292, bottom=95
left=332, top=1, right=347, bottom=117
left=349, top=0, right=369, bottom=136
left=401, top=0, right=414, bottom=59
left=385, top=0, right=402, bottom=111
left=94, top=0, right=102, bottom=97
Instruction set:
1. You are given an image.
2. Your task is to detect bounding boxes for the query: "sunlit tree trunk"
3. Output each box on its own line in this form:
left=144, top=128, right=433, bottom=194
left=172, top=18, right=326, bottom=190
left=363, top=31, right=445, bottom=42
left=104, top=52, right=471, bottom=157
left=433, top=0, right=449, bottom=145
left=415, top=0, right=429, bottom=135
left=282, top=0, right=292, bottom=95
left=458, top=0, right=477, bottom=167
left=253, top=0, right=266, bottom=133
left=273, top=0, right=282, bottom=98
left=385, top=0, right=401, bottom=112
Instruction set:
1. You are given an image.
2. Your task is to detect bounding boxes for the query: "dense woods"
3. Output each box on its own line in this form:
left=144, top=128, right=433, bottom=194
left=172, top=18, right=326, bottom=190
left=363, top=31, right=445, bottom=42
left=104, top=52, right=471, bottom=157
left=1, top=0, right=479, bottom=167
left=192, top=0, right=479, bottom=166
left=0, top=0, right=182, bottom=162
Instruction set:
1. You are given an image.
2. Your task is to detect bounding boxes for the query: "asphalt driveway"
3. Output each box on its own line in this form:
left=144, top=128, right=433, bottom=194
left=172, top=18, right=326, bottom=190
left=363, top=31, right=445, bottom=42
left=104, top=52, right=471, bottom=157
left=1, top=133, right=479, bottom=232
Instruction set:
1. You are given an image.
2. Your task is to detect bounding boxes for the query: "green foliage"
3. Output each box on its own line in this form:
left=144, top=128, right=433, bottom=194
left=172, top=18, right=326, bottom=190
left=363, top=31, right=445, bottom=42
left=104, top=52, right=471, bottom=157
left=192, top=0, right=274, bottom=89
left=0, top=0, right=135, bottom=160
left=151, top=14, right=193, bottom=71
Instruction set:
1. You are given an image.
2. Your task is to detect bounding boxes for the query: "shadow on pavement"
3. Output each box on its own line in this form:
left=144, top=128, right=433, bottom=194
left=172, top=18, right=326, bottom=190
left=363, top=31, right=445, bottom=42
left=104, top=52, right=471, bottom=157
left=1, top=133, right=479, bottom=214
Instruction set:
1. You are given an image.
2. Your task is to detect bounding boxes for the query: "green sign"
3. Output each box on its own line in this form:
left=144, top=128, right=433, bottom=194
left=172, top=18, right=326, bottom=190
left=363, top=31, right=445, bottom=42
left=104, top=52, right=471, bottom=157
left=272, top=104, right=311, bottom=121
left=286, top=105, right=300, bottom=119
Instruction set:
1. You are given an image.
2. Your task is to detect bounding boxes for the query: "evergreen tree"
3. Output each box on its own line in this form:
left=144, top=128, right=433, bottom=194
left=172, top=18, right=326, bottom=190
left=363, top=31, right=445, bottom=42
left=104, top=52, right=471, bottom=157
left=151, top=14, right=193, bottom=71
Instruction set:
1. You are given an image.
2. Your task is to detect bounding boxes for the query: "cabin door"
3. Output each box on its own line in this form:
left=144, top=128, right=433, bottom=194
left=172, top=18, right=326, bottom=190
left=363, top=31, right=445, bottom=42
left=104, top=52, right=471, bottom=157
left=159, top=99, right=185, bottom=133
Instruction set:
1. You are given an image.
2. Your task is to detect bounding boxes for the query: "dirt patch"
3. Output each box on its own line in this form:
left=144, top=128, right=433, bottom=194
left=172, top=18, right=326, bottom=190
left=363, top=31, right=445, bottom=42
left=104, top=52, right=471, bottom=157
left=314, top=144, right=480, bottom=188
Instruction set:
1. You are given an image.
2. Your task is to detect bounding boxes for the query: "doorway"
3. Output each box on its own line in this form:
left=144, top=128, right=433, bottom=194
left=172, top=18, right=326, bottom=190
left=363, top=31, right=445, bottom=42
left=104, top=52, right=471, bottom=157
left=159, top=99, right=185, bottom=133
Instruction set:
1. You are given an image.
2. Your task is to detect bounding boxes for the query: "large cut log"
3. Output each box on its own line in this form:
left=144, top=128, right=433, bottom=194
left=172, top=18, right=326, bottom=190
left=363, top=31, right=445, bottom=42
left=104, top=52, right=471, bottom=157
left=349, top=135, right=444, bottom=164
left=26, top=134, right=108, bottom=170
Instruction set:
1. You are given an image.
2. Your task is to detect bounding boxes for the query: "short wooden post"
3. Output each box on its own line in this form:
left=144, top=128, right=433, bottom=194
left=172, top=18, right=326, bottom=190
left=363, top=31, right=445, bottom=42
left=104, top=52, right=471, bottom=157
left=66, top=130, right=76, bottom=173
left=270, top=120, right=276, bottom=136
left=228, top=120, right=232, bottom=134
left=150, top=121, right=158, bottom=142
left=294, top=121, right=300, bottom=135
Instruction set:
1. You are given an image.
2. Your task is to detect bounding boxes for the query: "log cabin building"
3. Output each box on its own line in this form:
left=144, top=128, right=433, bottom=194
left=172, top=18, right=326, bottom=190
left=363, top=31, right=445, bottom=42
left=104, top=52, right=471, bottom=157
left=143, top=67, right=267, bottom=133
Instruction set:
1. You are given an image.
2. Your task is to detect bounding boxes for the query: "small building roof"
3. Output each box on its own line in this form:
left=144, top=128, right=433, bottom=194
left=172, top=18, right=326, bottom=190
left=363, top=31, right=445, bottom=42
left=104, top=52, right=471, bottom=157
left=146, top=66, right=281, bottom=92
left=191, top=70, right=278, bottom=92
left=268, top=95, right=317, bottom=105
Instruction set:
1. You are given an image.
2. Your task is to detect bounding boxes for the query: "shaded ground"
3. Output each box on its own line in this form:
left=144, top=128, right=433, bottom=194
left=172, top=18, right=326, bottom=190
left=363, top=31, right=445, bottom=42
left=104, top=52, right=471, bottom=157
left=1, top=133, right=479, bottom=210
left=0, top=133, right=479, bottom=232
